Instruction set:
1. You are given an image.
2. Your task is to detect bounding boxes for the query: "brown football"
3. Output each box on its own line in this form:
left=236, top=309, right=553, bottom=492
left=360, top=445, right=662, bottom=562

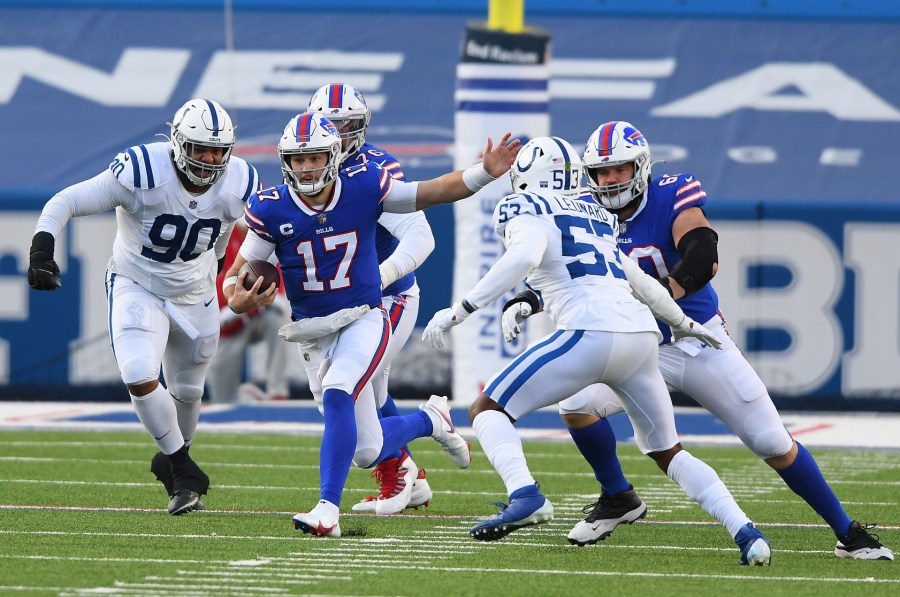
left=239, top=259, right=281, bottom=294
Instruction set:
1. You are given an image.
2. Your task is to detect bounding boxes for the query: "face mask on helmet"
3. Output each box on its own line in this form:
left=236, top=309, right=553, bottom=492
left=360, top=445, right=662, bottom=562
left=582, top=121, right=651, bottom=210
left=168, top=99, right=235, bottom=186
left=278, top=113, right=342, bottom=196
left=509, top=136, right=583, bottom=195
left=306, top=83, right=372, bottom=160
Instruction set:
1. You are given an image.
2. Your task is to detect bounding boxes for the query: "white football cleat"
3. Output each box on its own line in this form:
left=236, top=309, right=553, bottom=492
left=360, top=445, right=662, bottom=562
left=293, top=500, right=341, bottom=538
left=352, top=463, right=432, bottom=513
left=374, top=452, right=418, bottom=516
left=422, top=395, right=470, bottom=468
left=407, top=469, right=432, bottom=509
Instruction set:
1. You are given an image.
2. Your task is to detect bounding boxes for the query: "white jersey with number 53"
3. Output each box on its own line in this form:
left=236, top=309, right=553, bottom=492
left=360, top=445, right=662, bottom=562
left=493, top=192, right=660, bottom=336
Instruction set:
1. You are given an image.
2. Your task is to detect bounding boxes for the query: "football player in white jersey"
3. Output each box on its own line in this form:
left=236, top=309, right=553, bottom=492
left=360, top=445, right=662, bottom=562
left=28, top=98, right=262, bottom=515
left=307, top=83, right=436, bottom=514
left=224, top=113, right=520, bottom=537
left=423, top=136, right=772, bottom=565
left=503, top=121, right=893, bottom=561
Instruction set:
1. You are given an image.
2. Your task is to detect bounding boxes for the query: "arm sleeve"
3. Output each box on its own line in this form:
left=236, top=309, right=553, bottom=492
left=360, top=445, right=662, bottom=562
left=620, top=256, right=686, bottom=326
left=238, top=229, right=278, bottom=262
left=35, top=169, right=135, bottom=237
left=377, top=211, right=435, bottom=278
left=463, top=216, right=546, bottom=310
left=381, top=180, right=420, bottom=214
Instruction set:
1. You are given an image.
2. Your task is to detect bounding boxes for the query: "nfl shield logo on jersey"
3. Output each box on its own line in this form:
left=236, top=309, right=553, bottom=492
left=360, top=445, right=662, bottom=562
left=189, top=200, right=197, bottom=209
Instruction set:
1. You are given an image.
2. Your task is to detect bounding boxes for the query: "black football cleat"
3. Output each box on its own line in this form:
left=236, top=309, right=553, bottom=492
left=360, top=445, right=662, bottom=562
left=150, top=451, right=174, bottom=497
left=165, top=446, right=209, bottom=516
left=168, top=489, right=202, bottom=516
left=835, top=521, right=894, bottom=560
left=567, top=487, right=648, bottom=546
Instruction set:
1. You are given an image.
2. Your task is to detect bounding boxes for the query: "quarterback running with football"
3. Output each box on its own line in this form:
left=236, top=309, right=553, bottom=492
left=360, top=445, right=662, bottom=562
left=28, top=99, right=261, bottom=515
left=224, top=112, right=519, bottom=537
left=306, top=83, right=436, bottom=514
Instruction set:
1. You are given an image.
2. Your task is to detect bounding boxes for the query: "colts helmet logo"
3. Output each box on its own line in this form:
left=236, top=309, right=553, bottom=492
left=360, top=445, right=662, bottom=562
left=515, top=145, right=542, bottom=172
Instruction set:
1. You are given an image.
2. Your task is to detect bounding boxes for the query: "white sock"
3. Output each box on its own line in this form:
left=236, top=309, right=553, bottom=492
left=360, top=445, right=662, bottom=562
left=472, top=410, right=536, bottom=496
left=666, top=449, right=751, bottom=538
left=173, top=394, right=201, bottom=447
left=131, top=385, right=185, bottom=454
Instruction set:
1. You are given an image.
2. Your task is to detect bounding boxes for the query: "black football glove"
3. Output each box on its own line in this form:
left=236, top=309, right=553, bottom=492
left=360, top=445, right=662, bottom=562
left=28, top=231, right=62, bottom=290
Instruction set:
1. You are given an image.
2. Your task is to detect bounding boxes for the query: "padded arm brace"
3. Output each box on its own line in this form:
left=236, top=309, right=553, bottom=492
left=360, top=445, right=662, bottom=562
left=665, top=226, right=719, bottom=297
left=502, top=288, right=542, bottom=315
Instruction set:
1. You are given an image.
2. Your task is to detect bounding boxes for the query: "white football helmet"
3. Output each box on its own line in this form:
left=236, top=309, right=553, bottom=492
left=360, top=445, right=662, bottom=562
left=509, top=136, right=583, bottom=195
left=306, top=83, right=372, bottom=159
left=168, top=98, right=235, bottom=186
left=278, top=113, right=342, bottom=195
left=583, top=121, right=651, bottom=210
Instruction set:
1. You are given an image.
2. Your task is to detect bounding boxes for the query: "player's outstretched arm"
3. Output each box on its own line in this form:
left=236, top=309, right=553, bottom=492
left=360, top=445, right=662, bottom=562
left=413, top=133, right=521, bottom=210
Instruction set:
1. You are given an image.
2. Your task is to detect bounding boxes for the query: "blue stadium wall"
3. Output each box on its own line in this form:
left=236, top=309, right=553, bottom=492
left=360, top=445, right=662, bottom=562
left=1, top=1, right=898, bottom=409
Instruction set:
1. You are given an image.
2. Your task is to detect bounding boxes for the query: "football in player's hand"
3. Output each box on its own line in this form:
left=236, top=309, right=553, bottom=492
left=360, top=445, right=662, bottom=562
left=239, top=260, right=281, bottom=294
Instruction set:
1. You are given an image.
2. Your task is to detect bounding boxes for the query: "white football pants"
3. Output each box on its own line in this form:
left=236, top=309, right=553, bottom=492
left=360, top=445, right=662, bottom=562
left=558, top=314, right=793, bottom=459
left=485, top=328, right=680, bottom=454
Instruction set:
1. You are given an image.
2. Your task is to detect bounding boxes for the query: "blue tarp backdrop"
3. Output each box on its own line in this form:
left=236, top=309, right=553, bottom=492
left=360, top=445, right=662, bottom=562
left=1, top=3, right=898, bottom=407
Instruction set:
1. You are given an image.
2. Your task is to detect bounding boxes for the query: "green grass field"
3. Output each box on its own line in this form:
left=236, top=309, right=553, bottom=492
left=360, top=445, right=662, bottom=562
left=1, top=429, right=897, bottom=596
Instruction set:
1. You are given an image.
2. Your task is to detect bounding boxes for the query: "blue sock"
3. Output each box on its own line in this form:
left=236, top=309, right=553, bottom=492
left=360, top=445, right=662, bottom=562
left=374, top=411, right=432, bottom=465
left=567, top=418, right=632, bottom=495
left=777, top=442, right=852, bottom=536
left=319, top=388, right=357, bottom=506
left=379, top=392, right=412, bottom=458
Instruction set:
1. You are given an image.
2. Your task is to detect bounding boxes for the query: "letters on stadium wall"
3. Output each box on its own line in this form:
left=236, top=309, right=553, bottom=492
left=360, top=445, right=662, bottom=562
left=0, top=6, right=898, bottom=406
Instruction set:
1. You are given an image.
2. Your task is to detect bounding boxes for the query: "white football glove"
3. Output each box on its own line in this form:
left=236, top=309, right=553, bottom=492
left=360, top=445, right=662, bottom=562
left=671, top=316, right=723, bottom=349
left=501, top=302, right=533, bottom=343
left=422, top=302, right=470, bottom=349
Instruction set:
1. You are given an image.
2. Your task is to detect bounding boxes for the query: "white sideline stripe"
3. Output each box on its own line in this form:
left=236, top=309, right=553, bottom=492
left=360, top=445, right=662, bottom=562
left=0, top=456, right=320, bottom=471
left=5, top=456, right=898, bottom=486
left=173, top=560, right=900, bottom=585
left=177, top=570, right=354, bottom=581
left=5, top=555, right=896, bottom=586
left=115, top=582, right=288, bottom=593
left=0, top=438, right=892, bottom=465
left=150, top=574, right=317, bottom=586
left=1, top=505, right=897, bottom=530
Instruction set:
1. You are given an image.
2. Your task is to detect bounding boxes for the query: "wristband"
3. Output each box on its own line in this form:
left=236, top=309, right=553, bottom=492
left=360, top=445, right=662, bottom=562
left=462, top=163, right=497, bottom=192
left=222, top=276, right=238, bottom=291
left=461, top=298, right=478, bottom=314
left=502, top=289, right=541, bottom=314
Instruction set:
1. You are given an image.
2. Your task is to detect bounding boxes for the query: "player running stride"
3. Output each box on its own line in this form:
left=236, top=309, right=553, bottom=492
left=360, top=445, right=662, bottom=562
left=224, top=112, right=520, bottom=537
left=28, top=99, right=261, bottom=515
left=423, top=136, right=772, bottom=565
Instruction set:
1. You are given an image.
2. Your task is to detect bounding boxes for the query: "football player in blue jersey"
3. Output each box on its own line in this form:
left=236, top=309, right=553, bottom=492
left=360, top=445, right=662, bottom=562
left=223, top=112, right=519, bottom=536
left=307, top=83, right=435, bottom=514
left=502, top=121, right=893, bottom=561
left=28, top=99, right=261, bottom=515
left=423, top=136, right=772, bottom=565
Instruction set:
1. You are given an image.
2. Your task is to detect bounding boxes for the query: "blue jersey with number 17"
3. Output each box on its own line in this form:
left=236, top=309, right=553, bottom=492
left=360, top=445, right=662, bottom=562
left=243, top=162, right=395, bottom=320
left=617, top=173, right=720, bottom=343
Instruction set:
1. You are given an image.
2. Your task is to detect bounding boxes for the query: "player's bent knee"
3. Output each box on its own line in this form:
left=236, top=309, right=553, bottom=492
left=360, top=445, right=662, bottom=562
left=750, top=427, right=794, bottom=460
left=352, top=435, right=383, bottom=469
left=352, top=446, right=381, bottom=469
left=120, top=356, right=159, bottom=387
left=190, top=334, right=218, bottom=364
left=171, top=383, right=204, bottom=403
